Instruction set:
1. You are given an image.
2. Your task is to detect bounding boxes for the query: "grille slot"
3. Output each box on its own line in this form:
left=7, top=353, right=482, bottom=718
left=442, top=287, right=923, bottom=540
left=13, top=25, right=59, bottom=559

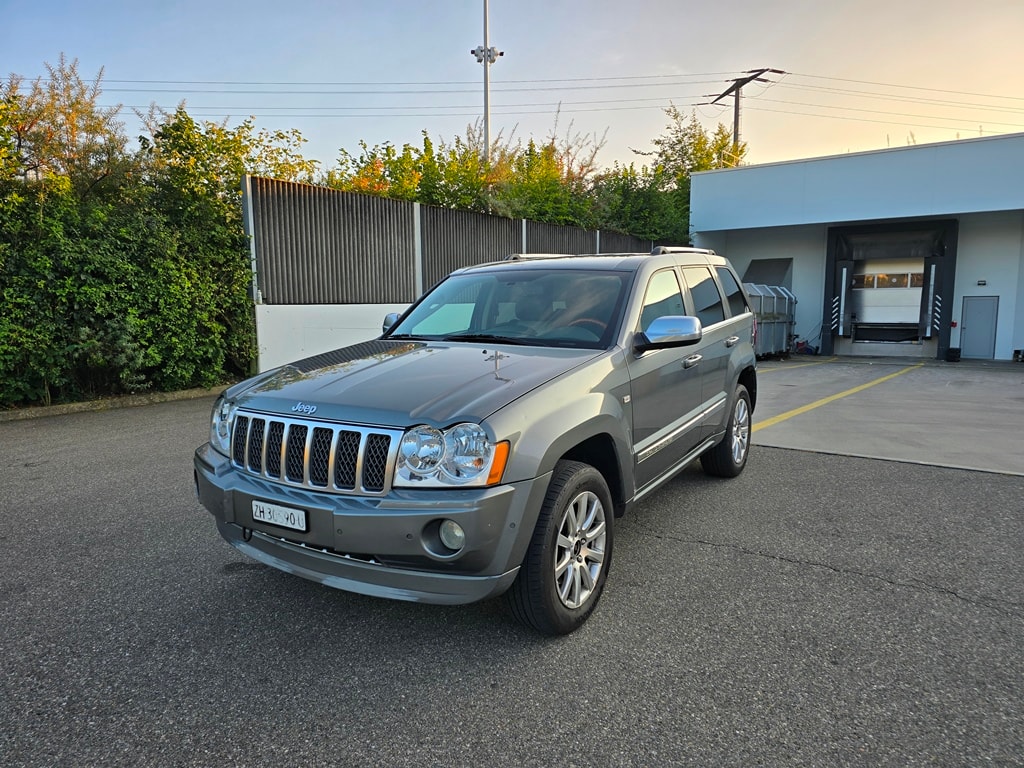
left=231, top=411, right=401, bottom=495
left=334, top=431, right=361, bottom=490
left=265, top=421, right=284, bottom=477
left=364, top=434, right=392, bottom=492
left=309, top=428, right=333, bottom=487
left=232, top=415, right=249, bottom=465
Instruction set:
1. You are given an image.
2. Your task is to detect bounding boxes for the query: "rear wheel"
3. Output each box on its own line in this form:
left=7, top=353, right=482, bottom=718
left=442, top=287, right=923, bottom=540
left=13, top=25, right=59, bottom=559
left=506, top=460, right=614, bottom=635
left=701, top=384, right=751, bottom=478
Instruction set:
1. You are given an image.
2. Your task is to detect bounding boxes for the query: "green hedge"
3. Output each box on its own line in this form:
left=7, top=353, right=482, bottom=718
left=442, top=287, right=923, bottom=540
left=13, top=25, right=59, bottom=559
left=0, top=176, right=254, bottom=408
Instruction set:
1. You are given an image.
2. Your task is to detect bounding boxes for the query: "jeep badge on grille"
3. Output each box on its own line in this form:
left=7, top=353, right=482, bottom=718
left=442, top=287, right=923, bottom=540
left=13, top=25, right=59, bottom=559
left=291, top=402, right=317, bottom=415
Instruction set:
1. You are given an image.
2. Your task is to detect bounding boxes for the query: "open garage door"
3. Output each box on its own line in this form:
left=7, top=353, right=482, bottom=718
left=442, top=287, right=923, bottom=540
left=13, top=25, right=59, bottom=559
left=822, top=221, right=957, bottom=359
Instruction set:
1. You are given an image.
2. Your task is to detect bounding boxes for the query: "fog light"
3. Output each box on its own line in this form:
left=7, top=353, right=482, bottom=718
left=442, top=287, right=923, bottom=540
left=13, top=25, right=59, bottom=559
left=439, top=519, right=466, bottom=551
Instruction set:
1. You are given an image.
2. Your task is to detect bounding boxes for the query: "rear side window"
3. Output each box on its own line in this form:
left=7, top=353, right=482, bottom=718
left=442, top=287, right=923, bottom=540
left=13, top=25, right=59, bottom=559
left=681, top=266, right=726, bottom=327
left=639, top=270, right=686, bottom=332
left=715, top=267, right=749, bottom=317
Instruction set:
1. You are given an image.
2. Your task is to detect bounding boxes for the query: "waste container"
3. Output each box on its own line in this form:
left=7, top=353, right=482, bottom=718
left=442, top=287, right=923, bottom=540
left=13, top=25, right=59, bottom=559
left=744, top=282, right=797, bottom=357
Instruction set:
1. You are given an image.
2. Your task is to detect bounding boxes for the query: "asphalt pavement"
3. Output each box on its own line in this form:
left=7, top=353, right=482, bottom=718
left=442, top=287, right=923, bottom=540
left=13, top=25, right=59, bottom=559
left=1, top=376, right=1022, bottom=766
left=752, top=356, right=1024, bottom=475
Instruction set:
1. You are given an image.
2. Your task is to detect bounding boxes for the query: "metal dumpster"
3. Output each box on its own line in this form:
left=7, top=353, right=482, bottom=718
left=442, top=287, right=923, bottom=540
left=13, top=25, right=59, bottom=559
left=744, top=283, right=797, bottom=356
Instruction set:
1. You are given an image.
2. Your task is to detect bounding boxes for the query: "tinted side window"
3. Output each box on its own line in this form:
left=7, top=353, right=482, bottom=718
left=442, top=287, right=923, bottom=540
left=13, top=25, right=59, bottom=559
left=715, top=267, right=749, bottom=317
left=682, top=266, right=726, bottom=327
left=639, top=270, right=686, bottom=332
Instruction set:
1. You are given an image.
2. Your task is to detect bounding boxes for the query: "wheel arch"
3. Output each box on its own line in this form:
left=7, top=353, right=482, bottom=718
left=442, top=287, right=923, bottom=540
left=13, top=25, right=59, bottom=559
left=559, top=433, right=628, bottom=517
left=738, top=365, right=757, bottom=412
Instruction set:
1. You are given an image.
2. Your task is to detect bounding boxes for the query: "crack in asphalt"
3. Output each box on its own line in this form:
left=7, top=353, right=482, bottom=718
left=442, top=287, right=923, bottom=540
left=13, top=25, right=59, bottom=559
left=649, top=532, right=1023, bottom=619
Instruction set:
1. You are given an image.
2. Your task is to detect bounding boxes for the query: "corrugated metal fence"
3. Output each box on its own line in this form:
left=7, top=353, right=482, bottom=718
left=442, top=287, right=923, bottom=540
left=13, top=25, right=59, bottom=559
left=243, top=176, right=655, bottom=305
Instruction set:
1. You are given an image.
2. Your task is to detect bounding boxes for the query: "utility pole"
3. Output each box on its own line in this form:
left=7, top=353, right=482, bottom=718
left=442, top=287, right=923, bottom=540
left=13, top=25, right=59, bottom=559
left=708, top=68, right=785, bottom=161
left=470, top=0, right=504, bottom=165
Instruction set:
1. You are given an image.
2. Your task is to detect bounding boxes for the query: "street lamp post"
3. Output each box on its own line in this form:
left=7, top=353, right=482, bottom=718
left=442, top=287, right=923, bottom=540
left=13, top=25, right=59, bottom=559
left=470, top=0, right=503, bottom=165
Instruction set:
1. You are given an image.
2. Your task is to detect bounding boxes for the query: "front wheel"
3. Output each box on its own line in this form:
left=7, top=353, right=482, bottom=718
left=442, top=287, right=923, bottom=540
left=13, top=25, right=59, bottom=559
left=701, top=384, right=752, bottom=478
left=505, top=460, right=614, bottom=635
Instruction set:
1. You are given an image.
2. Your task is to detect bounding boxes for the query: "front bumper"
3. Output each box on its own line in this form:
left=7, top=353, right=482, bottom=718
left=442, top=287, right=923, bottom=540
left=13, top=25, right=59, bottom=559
left=194, top=443, right=548, bottom=605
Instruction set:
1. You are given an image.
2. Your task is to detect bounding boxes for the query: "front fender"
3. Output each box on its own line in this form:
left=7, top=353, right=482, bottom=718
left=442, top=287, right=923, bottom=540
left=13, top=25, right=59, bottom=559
left=486, top=349, right=634, bottom=500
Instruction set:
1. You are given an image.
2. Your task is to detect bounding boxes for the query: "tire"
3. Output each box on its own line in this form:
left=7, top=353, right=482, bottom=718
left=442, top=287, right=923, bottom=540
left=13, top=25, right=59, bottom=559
left=505, top=460, right=614, bottom=635
left=700, top=384, right=752, bottom=478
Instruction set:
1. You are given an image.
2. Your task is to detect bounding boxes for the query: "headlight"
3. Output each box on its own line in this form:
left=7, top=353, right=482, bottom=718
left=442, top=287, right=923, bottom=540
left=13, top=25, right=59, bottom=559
left=399, top=426, right=445, bottom=475
left=395, top=423, right=508, bottom=487
left=209, top=395, right=237, bottom=456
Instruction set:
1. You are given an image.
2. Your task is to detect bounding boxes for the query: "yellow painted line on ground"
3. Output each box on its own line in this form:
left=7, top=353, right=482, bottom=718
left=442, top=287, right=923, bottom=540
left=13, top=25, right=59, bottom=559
left=752, top=363, right=924, bottom=433
left=757, top=356, right=838, bottom=373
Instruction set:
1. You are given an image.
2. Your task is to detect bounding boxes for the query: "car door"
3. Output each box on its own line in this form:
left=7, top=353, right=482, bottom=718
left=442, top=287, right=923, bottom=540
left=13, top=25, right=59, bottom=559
left=680, top=265, right=740, bottom=441
left=626, top=268, right=705, bottom=492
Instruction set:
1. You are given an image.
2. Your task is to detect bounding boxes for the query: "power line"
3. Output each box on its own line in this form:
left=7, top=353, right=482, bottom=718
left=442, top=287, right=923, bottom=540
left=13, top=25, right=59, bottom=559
left=104, top=94, right=702, bottom=112
left=753, top=97, right=1024, bottom=128
left=95, top=80, right=726, bottom=96
left=119, top=102, right=704, bottom=120
left=28, top=65, right=1024, bottom=142
left=775, top=82, right=1024, bottom=113
left=786, top=71, right=1024, bottom=103
left=26, top=71, right=742, bottom=87
left=743, top=104, right=1007, bottom=133
left=18, top=69, right=1024, bottom=105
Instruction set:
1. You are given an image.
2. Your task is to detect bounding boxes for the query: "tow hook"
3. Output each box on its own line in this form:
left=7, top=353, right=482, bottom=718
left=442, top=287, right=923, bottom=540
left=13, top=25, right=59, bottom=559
left=242, top=527, right=253, bottom=542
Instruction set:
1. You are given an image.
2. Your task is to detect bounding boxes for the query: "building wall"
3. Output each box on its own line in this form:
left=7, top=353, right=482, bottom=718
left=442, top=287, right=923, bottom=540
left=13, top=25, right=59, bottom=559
left=696, top=212, right=1024, bottom=360
left=694, top=225, right=827, bottom=347
left=1017, top=213, right=1024, bottom=356
left=256, top=304, right=408, bottom=371
left=689, top=134, right=1024, bottom=361
left=951, top=211, right=1024, bottom=358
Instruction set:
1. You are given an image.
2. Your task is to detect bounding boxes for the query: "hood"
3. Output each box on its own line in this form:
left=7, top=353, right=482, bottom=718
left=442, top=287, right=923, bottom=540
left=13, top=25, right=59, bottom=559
left=230, top=339, right=601, bottom=427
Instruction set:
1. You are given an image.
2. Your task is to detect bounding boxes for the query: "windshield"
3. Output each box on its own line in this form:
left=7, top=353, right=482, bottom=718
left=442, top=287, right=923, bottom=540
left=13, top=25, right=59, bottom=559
left=386, top=268, right=630, bottom=349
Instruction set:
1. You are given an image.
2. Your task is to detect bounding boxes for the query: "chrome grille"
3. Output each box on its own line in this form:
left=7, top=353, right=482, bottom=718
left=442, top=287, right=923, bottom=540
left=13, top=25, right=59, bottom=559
left=231, top=411, right=402, bottom=495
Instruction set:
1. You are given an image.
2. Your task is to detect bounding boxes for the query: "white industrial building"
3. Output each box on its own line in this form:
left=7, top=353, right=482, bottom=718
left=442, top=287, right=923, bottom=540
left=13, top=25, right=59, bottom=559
left=690, top=132, right=1024, bottom=361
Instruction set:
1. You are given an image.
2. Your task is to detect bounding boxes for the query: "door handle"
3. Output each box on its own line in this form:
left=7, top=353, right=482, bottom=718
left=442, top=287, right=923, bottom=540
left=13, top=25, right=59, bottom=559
left=725, top=335, right=740, bottom=348
left=683, top=354, right=703, bottom=369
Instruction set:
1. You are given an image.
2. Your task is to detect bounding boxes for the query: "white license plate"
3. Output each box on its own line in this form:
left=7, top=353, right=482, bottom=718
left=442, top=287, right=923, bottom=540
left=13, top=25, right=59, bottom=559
left=251, top=500, right=307, bottom=532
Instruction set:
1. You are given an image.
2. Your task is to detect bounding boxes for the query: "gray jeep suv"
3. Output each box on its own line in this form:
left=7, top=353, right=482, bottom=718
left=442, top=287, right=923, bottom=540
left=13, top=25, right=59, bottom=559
left=194, top=248, right=757, bottom=635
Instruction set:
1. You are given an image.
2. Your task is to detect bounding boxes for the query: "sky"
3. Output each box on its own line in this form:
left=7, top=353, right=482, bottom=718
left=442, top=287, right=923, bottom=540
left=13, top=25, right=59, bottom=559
left=4, top=0, right=1024, bottom=173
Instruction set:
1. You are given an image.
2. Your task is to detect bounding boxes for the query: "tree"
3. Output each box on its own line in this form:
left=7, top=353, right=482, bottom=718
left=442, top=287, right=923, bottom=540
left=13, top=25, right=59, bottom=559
left=321, top=116, right=605, bottom=226
left=615, top=105, right=747, bottom=243
left=1, top=55, right=129, bottom=196
left=135, top=109, right=315, bottom=382
left=488, top=116, right=603, bottom=226
left=325, top=140, right=421, bottom=200
left=590, top=163, right=687, bottom=243
left=642, top=104, right=747, bottom=182
left=416, top=131, right=490, bottom=211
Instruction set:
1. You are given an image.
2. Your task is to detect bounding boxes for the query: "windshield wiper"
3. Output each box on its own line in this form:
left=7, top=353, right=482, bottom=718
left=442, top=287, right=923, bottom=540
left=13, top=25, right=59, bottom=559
left=385, top=333, right=428, bottom=340
left=442, top=333, right=531, bottom=345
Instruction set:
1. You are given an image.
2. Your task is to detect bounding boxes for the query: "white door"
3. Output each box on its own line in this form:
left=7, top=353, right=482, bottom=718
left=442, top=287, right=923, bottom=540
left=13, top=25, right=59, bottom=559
left=960, top=296, right=998, bottom=359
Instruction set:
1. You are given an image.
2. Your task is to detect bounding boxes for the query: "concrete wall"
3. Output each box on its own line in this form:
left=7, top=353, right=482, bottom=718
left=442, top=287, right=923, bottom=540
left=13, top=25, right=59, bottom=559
left=694, top=225, right=827, bottom=347
left=256, top=304, right=408, bottom=371
left=951, top=211, right=1024, bottom=359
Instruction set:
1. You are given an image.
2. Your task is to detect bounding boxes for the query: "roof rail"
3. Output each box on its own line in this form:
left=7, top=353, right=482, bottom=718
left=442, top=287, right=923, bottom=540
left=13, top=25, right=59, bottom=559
left=650, top=245, right=717, bottom=256
left=504, top=253, right=573, bottom=261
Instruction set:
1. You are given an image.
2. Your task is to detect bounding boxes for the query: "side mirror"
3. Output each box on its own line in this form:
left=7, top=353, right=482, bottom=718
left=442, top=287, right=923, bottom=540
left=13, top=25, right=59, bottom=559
left=634, top=316, right=703, bottom=354
left=382, top=312, right=400, bottom=333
